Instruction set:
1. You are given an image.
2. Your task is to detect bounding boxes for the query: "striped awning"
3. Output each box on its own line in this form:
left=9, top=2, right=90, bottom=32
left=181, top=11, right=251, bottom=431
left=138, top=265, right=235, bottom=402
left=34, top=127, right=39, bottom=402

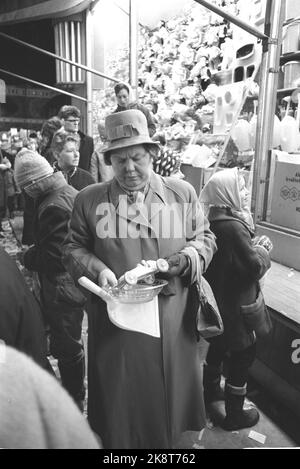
left=0, top=0, right=93, bottom=24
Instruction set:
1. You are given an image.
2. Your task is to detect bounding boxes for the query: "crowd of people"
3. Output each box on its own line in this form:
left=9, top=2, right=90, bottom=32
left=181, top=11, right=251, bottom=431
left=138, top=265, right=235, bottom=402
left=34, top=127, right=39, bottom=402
left=0, top=0, right=275, bottom=452
left=0, top=92, right=273, bottom=449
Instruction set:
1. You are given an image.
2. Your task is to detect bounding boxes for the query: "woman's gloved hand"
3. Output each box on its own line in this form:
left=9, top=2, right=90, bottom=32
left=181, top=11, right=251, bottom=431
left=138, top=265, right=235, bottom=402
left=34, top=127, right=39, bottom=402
left=98, top=268, right=118, bottom=288
left=253, top=235, right=273, bottom=253
left=159, top=253, right=190, bottom=279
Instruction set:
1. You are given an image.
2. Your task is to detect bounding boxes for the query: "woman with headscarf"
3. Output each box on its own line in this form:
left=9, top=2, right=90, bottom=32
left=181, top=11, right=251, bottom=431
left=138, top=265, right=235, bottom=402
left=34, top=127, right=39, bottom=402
left=114, top=82, right=156, bottom=137
left=200, top=168, right=273, bottom=431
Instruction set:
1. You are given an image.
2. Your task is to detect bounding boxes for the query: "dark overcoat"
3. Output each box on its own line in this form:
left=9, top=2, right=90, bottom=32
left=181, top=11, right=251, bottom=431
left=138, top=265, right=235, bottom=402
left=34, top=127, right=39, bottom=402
left=204, top=208, right=271, bottom=351
left=78, top=131, right=94, bottom=172
left=0, top=247, right=48, bottom=368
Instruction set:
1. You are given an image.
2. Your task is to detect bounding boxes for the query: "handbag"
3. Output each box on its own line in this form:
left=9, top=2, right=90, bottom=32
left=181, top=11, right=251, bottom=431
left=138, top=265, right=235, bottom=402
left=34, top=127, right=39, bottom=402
left=191, top=246, right=224, bottom=340
left=195, top=275, right=224, bottom=340
left=240, top=287, right=272, bottom=338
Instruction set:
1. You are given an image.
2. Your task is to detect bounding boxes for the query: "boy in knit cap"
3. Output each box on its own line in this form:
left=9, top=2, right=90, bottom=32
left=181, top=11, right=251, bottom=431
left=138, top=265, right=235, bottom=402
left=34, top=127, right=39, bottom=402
left=14, top=149, right=86, bottom=411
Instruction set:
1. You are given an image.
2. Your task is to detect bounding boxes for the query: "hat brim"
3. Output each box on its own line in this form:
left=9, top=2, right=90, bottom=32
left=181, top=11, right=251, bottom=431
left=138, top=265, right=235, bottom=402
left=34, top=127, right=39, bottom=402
left=102, top=135, right=160, bottom=154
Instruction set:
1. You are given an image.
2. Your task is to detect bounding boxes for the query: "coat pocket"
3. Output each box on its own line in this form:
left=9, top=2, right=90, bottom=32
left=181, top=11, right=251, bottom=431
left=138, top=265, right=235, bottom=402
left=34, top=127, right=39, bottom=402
left=55, top=273, right=87, bottom=307
left=240, top=290, right=272, bottom=338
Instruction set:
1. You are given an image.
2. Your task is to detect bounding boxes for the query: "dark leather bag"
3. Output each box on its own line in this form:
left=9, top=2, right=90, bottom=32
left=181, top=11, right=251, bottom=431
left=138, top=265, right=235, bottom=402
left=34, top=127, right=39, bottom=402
left=196, top=275, right=224, bottom=340
left=191, top=246, right=224, bottom=340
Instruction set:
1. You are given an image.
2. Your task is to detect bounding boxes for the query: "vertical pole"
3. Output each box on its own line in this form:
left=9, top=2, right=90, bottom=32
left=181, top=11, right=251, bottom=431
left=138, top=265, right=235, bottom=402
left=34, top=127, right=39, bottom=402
left=58, top=22, right=64, bottom=82
left=77, top=22, right=82, bottom=82
left=129, top=0, right=139, bottom=100
left=70, top=21, right=76, bottom=82
left=251, top=0, right=285, bottom=223
left=54, top=24, right=60, bottom=83
left=64, top=22, right=71, bottom=83
left=86, top=9, right=94, bottom=137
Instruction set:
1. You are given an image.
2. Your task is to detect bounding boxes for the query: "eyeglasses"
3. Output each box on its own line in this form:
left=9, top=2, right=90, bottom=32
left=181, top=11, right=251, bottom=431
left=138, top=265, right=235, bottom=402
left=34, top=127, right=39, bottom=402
left=66, top=119, right=80, bottom=123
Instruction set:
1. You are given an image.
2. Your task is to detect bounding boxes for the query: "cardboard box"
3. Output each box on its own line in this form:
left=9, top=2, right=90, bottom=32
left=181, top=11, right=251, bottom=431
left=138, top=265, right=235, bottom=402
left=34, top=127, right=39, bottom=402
left=270, top=153, right=300, bottom=231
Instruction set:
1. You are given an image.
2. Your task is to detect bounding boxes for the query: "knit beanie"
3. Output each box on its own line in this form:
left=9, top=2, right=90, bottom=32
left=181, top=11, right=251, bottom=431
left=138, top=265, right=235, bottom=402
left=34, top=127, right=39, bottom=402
left=14, top=149, right=54, bottom=189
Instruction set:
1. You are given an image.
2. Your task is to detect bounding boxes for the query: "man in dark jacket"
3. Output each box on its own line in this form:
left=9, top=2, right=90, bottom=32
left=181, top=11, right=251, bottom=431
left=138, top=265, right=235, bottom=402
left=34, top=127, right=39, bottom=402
left=58, top=105, right=94, bottom=171
left=14, top=150, right=86, bottom=411
left=51, top=129, right=95, bottom=190
left=0, top=246, right=48, bottom=369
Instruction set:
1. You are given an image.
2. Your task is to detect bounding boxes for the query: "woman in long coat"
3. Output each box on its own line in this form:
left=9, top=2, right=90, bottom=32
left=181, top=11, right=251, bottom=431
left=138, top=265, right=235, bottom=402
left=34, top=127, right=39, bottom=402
left=63, top=110, right=216, bottom=449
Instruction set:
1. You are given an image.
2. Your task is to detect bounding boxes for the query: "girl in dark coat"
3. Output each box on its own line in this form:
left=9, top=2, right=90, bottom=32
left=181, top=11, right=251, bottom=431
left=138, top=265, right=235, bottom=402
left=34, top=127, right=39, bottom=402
left=200, top=168, right=273, bottom=431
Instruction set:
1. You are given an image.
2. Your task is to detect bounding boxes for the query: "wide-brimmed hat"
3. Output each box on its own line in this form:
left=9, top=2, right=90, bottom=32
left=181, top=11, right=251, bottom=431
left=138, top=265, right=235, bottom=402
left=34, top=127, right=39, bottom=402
left=102, top=110, right=159, bottom=155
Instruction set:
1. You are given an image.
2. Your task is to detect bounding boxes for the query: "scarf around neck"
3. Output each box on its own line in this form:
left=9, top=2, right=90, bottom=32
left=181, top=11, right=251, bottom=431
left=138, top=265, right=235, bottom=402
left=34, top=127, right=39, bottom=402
left=116, top=178, right=150, bottom=205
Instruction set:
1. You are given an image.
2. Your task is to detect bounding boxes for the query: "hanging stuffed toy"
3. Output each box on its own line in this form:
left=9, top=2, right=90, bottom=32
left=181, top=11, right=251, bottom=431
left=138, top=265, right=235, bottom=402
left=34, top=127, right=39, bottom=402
left=153, top=149, right=181, bottom=177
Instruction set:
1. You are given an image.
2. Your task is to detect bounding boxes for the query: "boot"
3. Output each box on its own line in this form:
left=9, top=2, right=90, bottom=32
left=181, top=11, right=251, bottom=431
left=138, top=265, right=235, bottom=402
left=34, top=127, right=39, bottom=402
left=58, top=354, right=86, bottom=411
left=222, top=383, right=259, bottom=431
left=204, top=364, right=225, bottom=404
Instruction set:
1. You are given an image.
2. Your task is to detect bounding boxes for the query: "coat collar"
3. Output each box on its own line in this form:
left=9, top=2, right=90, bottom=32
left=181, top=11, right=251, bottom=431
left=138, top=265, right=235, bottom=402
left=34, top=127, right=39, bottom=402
left=53, top=161, right=77, bottom=180
left=208, top=206, right=254, bottom=235
left=78, top=130, right=86, bottom=140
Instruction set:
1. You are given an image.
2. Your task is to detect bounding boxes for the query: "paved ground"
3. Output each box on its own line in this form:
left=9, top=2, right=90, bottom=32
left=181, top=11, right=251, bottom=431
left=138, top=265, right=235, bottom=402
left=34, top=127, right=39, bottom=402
left=2, top=215, right=299, bottom=449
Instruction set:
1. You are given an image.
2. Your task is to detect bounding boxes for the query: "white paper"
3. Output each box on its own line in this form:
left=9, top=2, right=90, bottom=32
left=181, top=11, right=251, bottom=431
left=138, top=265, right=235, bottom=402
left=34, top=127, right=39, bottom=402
left=193, top=444, right=205, bottom=449
left=107, top=296, right=161, bottom=338
left=248, top=430, right=266, bottom=445
left=78, top=276, right=161, bottom=337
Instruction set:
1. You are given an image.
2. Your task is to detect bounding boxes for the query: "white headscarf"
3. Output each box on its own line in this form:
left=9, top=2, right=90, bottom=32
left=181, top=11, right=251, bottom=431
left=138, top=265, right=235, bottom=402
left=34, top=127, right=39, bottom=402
left=200, top=168, right=254, bottom=229
left=115, top=82, right=136, bottom=108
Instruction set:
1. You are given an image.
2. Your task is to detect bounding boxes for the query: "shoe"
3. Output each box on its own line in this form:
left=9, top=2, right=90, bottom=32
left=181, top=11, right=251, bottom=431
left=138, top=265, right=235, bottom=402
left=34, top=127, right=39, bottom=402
left=222, top=383, right=260, bottom=431
left=223, top=406, right=259, bottom=431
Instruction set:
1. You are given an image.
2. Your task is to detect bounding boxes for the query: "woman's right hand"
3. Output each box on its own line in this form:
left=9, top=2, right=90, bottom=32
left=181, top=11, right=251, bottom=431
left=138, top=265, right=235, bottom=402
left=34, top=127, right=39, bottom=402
left=253, top=235, right=273, bottom=253
left=98, top=268, right=118, bottom=288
